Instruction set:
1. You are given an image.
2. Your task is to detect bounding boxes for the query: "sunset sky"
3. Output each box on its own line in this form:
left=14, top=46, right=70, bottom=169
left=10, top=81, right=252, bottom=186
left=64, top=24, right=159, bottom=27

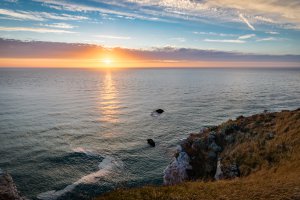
left=0, top=0, right=300, bottom=68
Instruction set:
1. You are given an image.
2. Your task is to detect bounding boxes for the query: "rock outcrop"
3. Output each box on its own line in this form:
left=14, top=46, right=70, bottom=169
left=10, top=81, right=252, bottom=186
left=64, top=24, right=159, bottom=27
left=147, top=139, right=156, bottom=147
left=163, top=147, right=192, bottom=185
left=0, top=170, right=25, bottom=200
left=163, top=108, right=300, bottom=185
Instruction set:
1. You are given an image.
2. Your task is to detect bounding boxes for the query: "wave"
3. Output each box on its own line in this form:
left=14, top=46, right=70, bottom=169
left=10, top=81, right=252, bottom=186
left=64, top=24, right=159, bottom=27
left=72, top=147, right=98, bottom=157
left=37, top=156, right=122, bottom=200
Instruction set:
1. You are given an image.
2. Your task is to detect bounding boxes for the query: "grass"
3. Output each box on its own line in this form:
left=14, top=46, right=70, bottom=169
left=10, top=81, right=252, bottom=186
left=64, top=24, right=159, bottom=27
left=97, top=109, right=300, bottom=200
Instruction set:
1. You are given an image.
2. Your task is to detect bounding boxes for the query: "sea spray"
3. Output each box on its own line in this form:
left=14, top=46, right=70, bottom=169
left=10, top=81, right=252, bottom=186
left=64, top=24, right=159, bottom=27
left=37, top=156, right=122, bottom=200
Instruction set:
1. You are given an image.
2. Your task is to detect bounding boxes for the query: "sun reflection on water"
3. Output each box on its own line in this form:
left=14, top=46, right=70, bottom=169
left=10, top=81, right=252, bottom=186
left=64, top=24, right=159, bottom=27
left=98, top=71, right=120, bottom=123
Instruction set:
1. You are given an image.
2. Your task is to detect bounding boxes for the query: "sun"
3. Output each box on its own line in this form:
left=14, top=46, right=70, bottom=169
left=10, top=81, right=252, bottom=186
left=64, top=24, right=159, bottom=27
left=102, top=58, right=113, bottom=65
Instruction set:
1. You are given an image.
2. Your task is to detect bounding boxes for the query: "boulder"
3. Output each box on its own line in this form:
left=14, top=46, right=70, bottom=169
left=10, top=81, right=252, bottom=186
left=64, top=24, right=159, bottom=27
left=0, top=171, right=25, bottom=200
left=209, top=142, right=222, bottom=152
left=147, top=139, right=155, bottom=147
left=155, top=109, right=164, bottom=114
left=225, top=134, right=235, bottom=144
left=163, top=151, right=192, bottom=185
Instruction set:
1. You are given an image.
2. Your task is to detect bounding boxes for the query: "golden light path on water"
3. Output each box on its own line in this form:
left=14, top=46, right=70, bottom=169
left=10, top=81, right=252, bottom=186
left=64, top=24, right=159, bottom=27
left=98, top=71, right=120, bottom=124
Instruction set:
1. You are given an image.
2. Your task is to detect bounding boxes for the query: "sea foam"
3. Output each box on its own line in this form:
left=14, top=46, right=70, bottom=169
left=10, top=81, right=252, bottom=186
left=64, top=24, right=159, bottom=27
left=37, top=156, right=122, bottom=200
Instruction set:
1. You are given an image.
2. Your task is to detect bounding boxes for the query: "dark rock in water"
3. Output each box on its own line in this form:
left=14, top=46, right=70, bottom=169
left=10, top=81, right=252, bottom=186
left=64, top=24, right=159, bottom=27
left=0, top=171, right=25, bottom=200
left=147, top=139, right=155, bottom=147
left=155, top=109, right=164, bottom=114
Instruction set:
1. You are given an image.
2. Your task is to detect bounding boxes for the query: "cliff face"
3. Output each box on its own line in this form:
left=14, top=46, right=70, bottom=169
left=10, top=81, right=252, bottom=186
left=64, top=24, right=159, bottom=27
left=99, top=108, right=300, bottom=200
left=164, top=108, right=300, bottom=184
left=0, top=170, right=25, bottom=200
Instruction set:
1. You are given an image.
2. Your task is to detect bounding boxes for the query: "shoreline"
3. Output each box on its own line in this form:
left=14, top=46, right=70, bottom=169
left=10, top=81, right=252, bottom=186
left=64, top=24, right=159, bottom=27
left=1, top=108, right=300, bottom=200
left=99, top=108, right=300, bottom=199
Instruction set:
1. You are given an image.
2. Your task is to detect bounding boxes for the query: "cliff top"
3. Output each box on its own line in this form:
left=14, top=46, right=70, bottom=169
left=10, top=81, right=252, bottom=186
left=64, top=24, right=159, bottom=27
left=98, top=108, right=300, bottom=200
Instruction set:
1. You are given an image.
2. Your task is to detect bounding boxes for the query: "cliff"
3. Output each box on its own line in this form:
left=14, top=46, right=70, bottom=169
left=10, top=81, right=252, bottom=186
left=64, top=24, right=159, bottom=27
left=99, top=108, right=300, bottom=200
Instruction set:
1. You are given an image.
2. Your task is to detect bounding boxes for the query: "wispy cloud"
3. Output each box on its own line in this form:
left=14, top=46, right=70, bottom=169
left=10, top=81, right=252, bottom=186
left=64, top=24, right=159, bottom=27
left=0, top=8, right=88, bottom=21
left=0, top=26, right=76, bottom=33
left=94, top=35, right=131, bottom=40
left=266, top=31, right=280, bottom=35
left=193, top=31, right=236, bottom=37
left=32, top=0, right=300, bottom=30
left=204, top=39, right=246, bottom=44
left=238, top=34, right=256, bottom=40
left=3, top=0, right=18, bottom=2
left=257, top=37, right=277, bottom=42
left=39, top=23, right=76, bottom=29
left=239, top=14, right=255, bottom=30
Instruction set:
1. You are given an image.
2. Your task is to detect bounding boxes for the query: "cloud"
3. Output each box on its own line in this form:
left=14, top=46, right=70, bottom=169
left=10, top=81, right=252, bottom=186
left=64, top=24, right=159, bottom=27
left=3, top=0, right=18, bottom=2
left=238, top=34, right=256, bottom=40
left=39, top=23, right=76, bottom=29
left=193, top=31, right=236, bottom=37
left=32, top=0, right=166, bottom=23
left=0, top=38, right=299, bottom=65
left=0, top=8, right=88, bottom=21
left=0, top=9, right=43, bottom=21
left=94, top=35, right=131, bottom=40
left=257, top=37, right=277, bottom=42
left=266, top=31, right=280, bottom=35
left=32, top=0, right=300, bottom=30
left=0, top=27, right=76, bottom=33
left=239, top=14, right=255, bottom=30
left=204, top=39, right=246, bottom=44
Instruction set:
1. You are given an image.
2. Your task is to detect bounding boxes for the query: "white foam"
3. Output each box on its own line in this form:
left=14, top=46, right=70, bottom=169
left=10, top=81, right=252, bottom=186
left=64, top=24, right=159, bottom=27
left=72, top=147, right=97, bottom=157
left=37, top=156, right=122, bottom=200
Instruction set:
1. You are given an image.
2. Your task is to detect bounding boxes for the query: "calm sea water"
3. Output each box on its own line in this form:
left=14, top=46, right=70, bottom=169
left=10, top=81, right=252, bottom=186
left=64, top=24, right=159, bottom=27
left=0, top=68, right=299, bottom=199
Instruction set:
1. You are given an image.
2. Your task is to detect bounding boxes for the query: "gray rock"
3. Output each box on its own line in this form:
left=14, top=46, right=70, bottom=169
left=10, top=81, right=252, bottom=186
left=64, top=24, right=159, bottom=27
left=209, top=142, right=222, bottom=152
left=199, top=127, right=208, bottom=134
left=208, top=131, right=216, bottom=143
left=0, top=172, right=25, bottom=200
left=229, top=163, right=240, bottom=178
left=207, top=151, right=217, bottom=159
left=192, top=138, right=206, bottom=150
left=163, top=151, right=192, bottom=185
left=225, top=134, right=235, bottom=144
left=214, top=158, right=224, bottom=180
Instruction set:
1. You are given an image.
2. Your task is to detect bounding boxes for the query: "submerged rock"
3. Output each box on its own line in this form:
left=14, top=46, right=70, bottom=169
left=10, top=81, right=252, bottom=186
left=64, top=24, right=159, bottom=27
left=163, top=151, right=192, bottom=185
left=151, top=109, right=165, bottom=117
left=155, top=109, right=164, bottom=114
left=147, top=139, right=155, bottom=147
left=0, top=171, right=25, bottom=200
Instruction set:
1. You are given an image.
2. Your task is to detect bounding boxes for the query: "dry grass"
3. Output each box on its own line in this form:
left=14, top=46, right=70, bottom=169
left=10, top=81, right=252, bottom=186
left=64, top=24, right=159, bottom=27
left=97, top=109, right=300, bottom=200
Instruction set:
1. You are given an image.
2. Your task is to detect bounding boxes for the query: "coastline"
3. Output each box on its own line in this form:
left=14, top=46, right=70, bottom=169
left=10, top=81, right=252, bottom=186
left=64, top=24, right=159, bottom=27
left=1, top=108, right=300, bottom=200
left=99, top=108, right=300, bottom=199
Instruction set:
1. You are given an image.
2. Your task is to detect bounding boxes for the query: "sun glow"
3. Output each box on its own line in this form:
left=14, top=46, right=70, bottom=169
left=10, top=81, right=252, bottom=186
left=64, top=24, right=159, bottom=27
left=102, top=58, right=113, bottom=65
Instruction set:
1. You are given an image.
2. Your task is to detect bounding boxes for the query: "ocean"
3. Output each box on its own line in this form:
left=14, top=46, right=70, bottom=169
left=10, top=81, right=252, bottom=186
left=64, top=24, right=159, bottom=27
left=0, top=68, right=299, bottom=199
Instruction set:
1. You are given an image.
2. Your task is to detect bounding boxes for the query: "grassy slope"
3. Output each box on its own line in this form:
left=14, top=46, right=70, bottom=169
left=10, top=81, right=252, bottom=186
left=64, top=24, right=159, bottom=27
left=98, top=109, right=300, bottom=200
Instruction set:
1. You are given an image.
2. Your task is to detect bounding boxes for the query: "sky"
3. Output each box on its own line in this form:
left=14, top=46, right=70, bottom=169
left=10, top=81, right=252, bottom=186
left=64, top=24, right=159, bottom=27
left=0, top=0, right=300, bottom=68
